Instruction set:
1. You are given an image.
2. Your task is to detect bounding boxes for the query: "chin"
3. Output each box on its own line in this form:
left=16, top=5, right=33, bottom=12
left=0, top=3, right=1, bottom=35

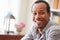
left=38, top=25, right=42, bottom=27
left=36, top=25, right=42, bottom=28
left=37, top=24, right=45, bottom=28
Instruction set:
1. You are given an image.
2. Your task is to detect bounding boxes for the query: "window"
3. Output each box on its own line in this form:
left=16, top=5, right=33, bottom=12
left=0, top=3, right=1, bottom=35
left=0, top=0, right=20, bottom=34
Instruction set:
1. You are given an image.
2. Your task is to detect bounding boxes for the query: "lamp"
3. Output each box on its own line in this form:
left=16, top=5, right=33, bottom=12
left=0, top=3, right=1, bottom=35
left=4, top=12, right=15, bottom=34
left=5, top=13, right=15, bottom=19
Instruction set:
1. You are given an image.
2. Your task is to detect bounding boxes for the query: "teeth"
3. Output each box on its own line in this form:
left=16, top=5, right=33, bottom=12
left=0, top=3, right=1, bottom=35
left=36, top=21, right=41, bottom=23
left=36, top=20, right=43, bottom=23
left=36, top=21, right=41, bottom=22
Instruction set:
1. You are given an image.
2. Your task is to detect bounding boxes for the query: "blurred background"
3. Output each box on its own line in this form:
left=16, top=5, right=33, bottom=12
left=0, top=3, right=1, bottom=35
left=0, top=0, right=60, bottom=35
left=0, top=0, right=37, bottom=35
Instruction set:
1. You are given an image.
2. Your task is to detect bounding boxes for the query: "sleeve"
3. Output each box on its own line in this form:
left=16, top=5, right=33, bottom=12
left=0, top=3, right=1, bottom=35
left=47, top=30, right=60, bottom=40
left=21, top=27, right=33, bottom=40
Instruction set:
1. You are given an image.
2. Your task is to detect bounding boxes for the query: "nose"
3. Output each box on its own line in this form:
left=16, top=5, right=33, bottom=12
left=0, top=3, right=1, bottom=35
left=36, top=13, right=41, bottom=18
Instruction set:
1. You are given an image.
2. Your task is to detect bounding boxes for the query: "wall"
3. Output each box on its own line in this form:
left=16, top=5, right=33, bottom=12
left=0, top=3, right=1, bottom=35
left=18, top=0, right=37, bottom=34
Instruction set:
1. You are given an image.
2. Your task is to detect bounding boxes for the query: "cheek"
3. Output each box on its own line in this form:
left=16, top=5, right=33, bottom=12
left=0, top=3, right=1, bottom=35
left=41, top=14, right=49, bottom=22
left=45, top=15, right=50, bottom=21
left=33, top=16, right=36, bottom=22
left=33, top=16, right=35, bottom=21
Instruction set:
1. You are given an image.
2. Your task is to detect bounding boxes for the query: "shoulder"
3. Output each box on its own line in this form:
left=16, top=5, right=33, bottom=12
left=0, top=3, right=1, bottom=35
left=21, top=26, right=37, bottom=40
left=24, top=25, right=37, bottom=36
left=46, top=24, right=60, bottom=33
left=46, top=22, right=60, bottom=40
left=46, top=20, right=60, bottom=33
left=45, top=20, right=60, bottom=35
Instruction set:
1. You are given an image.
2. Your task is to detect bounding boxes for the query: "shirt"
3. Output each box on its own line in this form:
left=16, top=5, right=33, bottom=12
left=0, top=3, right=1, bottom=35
left=21, top=20, right=60, bottom=40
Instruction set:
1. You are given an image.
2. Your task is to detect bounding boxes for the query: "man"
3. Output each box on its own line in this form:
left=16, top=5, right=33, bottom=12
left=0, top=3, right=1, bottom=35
left=21, top=0, right=60, bottom=40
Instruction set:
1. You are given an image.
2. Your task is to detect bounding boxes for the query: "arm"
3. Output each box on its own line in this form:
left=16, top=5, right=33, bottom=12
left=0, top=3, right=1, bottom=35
left=21, top=32, right=33, bottom=40
left=21, top=27, right=33, bottom=40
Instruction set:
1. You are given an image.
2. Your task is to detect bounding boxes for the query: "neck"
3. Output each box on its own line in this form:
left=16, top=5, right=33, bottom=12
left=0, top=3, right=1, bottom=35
left=38, top=27, right=44, bottom=34
left=37, top=20, right=50, bottom=34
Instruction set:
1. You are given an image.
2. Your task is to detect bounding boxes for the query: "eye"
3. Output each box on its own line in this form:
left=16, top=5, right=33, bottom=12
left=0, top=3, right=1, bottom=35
left=33, top=12, right=37, bottom=15
left=34, top=13, right=37, bottom=15
left=39, top=11, right=44, bottom=15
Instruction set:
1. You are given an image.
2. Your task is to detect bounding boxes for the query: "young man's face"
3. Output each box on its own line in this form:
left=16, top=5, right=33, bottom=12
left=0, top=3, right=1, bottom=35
left=32, top=3, right=50, bottom=29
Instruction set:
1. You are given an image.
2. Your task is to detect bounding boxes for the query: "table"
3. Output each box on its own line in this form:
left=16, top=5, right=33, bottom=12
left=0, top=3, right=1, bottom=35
left=0, top=34, right=24, bottom=40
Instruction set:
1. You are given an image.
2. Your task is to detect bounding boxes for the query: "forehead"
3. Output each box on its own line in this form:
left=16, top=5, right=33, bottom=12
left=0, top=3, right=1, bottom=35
left=32, top=2, right=47, bottom=11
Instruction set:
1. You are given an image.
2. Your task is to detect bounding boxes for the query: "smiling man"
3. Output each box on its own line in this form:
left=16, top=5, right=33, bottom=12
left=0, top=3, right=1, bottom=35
left=21, top=0, right=60, bottom=40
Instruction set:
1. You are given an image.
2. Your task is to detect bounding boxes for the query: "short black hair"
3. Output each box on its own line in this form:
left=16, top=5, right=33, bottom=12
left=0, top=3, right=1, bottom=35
left=32, top=0, right=50, bottom=13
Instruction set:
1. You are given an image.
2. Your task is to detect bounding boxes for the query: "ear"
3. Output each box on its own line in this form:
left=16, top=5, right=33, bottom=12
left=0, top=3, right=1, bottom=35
left=48, top=12, right=51, bottom=17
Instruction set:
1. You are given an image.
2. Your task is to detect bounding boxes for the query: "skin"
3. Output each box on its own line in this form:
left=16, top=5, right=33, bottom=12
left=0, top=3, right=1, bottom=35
left=32, top=2, right=50, bottom=33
